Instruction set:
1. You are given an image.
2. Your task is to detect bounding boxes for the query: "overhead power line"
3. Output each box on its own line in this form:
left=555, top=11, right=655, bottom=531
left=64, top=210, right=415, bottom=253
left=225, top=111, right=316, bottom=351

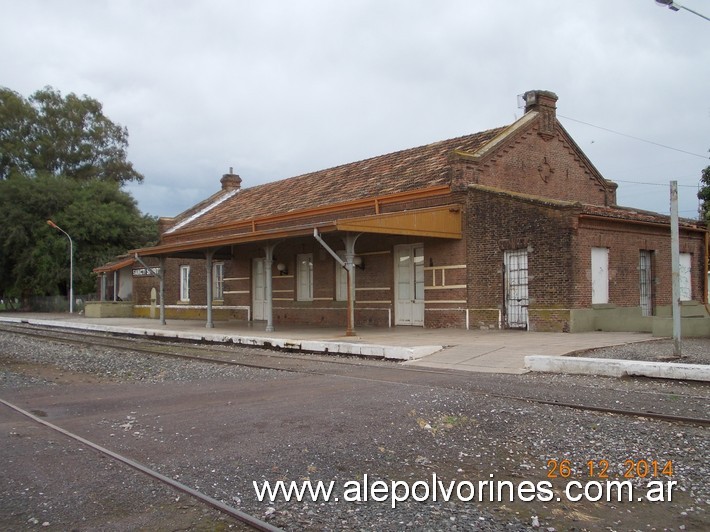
left=613, top=179, right=697, bottom=187
left=558, top=114, right=709, bottom=160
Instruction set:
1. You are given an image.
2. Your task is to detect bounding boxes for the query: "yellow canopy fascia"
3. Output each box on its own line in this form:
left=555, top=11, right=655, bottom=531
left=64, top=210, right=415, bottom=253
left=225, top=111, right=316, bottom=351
left=336, top=204, right=462, bottom=239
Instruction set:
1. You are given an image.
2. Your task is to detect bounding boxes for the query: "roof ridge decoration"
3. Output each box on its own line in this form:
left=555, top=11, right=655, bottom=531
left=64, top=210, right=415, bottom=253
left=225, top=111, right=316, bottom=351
left=453, top=111, right=539, bottom=162
left=165, top=188, right=240, bottom=234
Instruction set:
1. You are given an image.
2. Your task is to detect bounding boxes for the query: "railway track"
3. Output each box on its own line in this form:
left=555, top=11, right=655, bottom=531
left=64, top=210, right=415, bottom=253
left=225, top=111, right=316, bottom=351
left=2, top=321, right=709, bottom=427
left=0, top=397, right=281, bottom=532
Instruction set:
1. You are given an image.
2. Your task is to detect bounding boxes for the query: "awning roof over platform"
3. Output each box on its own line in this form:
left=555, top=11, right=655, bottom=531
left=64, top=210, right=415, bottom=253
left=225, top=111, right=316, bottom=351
left=132, top=203, right=462, bottom=258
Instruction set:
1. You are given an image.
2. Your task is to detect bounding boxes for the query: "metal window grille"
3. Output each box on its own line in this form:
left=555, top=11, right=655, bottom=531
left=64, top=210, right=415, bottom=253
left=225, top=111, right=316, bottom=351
left=504, top=249, right=529, bottom=329
left=639, top=250, right=653, bottom=317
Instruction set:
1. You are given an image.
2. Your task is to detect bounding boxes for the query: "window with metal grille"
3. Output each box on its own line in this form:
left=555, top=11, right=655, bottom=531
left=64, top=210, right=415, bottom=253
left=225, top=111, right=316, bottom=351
left=639, top=250, right=653, bottom=316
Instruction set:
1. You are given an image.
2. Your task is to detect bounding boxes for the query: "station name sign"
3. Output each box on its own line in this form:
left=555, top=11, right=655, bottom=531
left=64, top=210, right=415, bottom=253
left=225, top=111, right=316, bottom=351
left=132, top=267, right=161, bottom=277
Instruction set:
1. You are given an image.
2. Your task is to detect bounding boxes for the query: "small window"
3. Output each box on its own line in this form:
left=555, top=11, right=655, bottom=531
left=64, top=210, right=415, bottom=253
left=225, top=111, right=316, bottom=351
left=180, top=265, right=190, bottom=302
left=639, top=250, right=653, bottom=316
left=297, top=253, right=313, bottom=301
left=213, top=262, right=224, bottom=301
left=335, top=251, right=348, bottom=302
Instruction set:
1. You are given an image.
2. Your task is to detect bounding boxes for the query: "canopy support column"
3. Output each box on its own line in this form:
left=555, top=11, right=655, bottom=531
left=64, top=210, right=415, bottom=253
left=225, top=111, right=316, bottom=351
left=205, top=249, right=215, bottom=329
left=158, top=256, right=166, bottom=325
left=264, top=244, right=276, bottom=332
left=313, top=229, right=361, bottom=336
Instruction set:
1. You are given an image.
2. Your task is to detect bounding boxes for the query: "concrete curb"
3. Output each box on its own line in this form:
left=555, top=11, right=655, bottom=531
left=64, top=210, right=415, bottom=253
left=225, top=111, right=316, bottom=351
left=0, top=317, right=442, bottom=361
left=525, top=355, right=710, bottom=382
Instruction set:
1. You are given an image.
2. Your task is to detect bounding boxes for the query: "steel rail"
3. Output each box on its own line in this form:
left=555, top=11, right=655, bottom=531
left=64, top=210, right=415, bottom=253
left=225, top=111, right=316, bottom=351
left=2, top=323, right=709, bottom=427
left=0, top=397, right=282, bottom=532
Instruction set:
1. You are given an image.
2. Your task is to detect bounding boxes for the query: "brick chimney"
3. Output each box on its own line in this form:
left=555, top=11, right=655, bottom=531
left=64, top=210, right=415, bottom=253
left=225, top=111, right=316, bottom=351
left=220, top=167, right=242, bottom=191
left=523, top=90, right=558, bottom=139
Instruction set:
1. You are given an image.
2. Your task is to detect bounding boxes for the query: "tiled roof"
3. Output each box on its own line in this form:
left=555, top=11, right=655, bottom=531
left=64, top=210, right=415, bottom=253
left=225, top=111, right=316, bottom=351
left=581, top=204, right=704, bottom=229
left=470, top=184, right=705, bottom=230
left=172, top=127, right=505, bottom=233
left=93, top=255, right=136, bottom=273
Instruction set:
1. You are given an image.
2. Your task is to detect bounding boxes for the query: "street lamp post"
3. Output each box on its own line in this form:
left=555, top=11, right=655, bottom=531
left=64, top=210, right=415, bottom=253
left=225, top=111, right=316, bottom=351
left=655, top=0, right=710, bottom=21
left=47, top=220, right=74, bottom=314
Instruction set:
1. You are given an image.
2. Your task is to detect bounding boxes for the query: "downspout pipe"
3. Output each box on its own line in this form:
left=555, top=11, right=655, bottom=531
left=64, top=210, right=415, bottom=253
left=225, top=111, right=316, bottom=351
left=159, top=256, right=166, bottom=325
left=205, top=249, right=215, bottom=329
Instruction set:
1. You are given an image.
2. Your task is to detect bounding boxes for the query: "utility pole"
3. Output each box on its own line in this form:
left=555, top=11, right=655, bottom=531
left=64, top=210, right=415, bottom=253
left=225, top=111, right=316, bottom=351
left=670, top=181, right=682, bottom=357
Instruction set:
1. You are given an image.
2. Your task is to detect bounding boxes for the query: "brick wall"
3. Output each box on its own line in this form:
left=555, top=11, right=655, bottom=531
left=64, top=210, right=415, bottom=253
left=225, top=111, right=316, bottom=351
left=466, top=186, right=578, bottom=331
left=575, top=218, right=706, bottom=308
left=424, top=237, right=468, bottom=328
left=465, top=186, right=707, bottom=332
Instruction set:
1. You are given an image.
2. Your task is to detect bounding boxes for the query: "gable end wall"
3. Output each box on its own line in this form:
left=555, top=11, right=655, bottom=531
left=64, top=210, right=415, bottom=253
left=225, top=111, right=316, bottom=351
left=470, top=124, right=612, bottom=206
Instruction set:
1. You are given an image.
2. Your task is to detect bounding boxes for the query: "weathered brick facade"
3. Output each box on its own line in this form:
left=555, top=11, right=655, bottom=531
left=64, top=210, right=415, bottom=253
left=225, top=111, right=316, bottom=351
left=115, top=90, right=707, bottom=333
left=466, top=187, right=578, bottom=332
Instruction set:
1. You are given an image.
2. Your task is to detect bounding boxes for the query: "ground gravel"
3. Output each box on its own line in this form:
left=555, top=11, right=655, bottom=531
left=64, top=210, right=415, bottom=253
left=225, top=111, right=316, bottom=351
left=1, top=330, right=708, bottom=531
left=571, top=337, right=710, bottom=365
left=0, top=331, right=287, bottom=385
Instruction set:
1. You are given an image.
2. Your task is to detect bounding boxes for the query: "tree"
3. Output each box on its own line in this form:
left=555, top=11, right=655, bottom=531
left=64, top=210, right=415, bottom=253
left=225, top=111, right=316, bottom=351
left=698, top=164, right=710, bottom=223
left=0, top=86, right=143, bottom=183
left=0, top=86, right=157, bottom=305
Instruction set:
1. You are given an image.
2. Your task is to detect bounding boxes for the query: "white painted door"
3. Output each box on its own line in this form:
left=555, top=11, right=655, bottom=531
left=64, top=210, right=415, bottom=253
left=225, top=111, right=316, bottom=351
left=504, top=249, right=529, bottom=329
left=591, top=247, right=609, bottom=304
left=394, top=244, right=424, bottom=326
left=252, top=258, right=266, bottom=320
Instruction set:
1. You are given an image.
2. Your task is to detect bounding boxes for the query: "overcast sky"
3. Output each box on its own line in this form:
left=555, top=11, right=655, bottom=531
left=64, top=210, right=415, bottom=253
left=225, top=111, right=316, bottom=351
left=2, top=0, right=708, bottom=219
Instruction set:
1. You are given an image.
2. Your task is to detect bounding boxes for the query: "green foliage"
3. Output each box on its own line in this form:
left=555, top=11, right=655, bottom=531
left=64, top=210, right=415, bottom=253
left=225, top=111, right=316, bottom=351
left=0, top=175, right=158, bottom=298
left=697, top=164, right=710, bottom=223
left=0, top=86, right=143, bottom=183
left=0, top=86, right=157, bottom=302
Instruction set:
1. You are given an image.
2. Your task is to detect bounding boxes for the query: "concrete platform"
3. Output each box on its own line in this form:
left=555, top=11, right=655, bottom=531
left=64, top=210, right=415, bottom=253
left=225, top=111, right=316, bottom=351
left=0, top=312, right=670, bottom=376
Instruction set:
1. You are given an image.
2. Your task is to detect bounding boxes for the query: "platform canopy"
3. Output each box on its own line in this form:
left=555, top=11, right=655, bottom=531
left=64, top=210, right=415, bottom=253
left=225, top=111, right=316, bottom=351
left=131, top=203, right=462, bottom=259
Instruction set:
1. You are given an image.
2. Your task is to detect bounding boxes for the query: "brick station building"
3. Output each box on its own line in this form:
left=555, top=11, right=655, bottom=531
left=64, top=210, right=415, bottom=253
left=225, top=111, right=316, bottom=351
left=114, top=90, right=707, bottom=333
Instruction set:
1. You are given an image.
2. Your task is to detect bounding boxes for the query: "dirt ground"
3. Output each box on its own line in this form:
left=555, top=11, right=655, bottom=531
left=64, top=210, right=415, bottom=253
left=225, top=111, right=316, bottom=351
left=1, top=333, right=708, bottom=531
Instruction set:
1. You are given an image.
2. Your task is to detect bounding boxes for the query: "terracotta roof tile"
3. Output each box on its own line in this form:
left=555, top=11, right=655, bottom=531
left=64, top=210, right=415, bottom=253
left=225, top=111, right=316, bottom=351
left=174, top=127, right=505, bottom=233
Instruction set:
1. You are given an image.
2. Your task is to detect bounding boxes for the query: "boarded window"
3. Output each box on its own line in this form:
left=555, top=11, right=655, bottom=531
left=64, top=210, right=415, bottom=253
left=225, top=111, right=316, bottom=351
left=335, top=251, right=348, bottom=302
left=591, top=247, right=609, bottom=304
left=679, top=253, right=692, bottom=301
